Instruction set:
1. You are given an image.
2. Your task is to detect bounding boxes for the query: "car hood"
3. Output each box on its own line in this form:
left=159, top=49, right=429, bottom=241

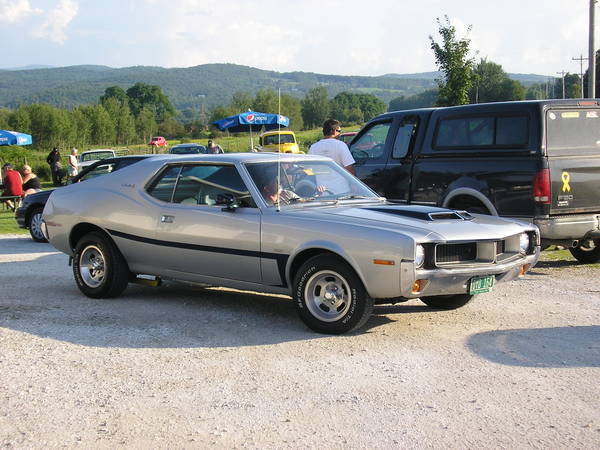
left=283, top=203, right=531, bottom=241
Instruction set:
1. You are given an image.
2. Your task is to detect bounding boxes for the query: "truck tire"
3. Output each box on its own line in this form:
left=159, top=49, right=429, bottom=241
left=569, top=239, right=600, bottom=263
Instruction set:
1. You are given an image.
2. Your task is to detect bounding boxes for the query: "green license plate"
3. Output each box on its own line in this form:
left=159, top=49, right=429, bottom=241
left=469, top=275, right=495, bottom=294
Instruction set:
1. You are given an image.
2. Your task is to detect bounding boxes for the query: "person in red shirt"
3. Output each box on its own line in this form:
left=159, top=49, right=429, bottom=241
left=1, top=163, right=24, bottom=211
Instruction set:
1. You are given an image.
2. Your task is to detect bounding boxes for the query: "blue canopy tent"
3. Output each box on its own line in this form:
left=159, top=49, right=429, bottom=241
left=212, top=111, right=289, bottom=149
left=0, top=130, right=33, bottom=146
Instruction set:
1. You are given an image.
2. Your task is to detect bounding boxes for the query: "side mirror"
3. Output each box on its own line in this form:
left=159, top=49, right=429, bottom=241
left=217, top=193, right=238, bottom=211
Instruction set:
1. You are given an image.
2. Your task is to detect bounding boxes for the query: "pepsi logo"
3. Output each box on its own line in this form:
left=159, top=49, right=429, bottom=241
left=247, top=114, right=255, bottom=122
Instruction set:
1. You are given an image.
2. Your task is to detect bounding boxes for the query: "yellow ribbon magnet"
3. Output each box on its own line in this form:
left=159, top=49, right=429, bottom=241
left=561, top=171, right=571, bottom=192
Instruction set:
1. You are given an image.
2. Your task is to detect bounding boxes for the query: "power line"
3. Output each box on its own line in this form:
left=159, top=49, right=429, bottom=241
left=572, top=54, right=588, bottom=98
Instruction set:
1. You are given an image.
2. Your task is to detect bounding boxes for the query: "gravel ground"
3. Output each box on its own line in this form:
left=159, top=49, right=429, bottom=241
left=1, top=234, right=599, bottom=449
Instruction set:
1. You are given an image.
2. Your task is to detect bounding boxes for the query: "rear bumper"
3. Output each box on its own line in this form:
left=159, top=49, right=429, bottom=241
left=534, top=214, right=600, bottom=240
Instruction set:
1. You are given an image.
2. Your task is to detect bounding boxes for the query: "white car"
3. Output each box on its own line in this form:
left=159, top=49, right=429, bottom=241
left=78, top=149, right=117, bottom=170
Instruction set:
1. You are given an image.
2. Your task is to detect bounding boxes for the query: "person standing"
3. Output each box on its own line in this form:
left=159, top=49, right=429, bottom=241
left=207, top=139, right=224, bottom=154
left=46, top=147, right=63, bottom=186
left=68, top=148, right=79, bottom=179
left=1, top=163, right=24, bottom=211
left=308, top=119, right=355, bottom=175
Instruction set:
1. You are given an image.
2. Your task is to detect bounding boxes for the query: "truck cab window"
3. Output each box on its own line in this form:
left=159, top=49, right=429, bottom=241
left=350, top=122, right=391, bottom=160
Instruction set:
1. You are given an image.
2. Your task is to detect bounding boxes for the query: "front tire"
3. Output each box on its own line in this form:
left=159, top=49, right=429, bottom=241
left=420, top=294, right=474, bottom=309
left=569, top=240, right=600, bottom=263
left=293, top=255, right=373, bottom=334
left=73, top=231, right=130, bottom=298
left=28, top=207, right=47, bottom=242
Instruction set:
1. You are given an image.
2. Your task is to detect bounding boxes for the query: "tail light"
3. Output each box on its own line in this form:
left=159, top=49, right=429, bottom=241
left=533, top=169, right=551, bottom=204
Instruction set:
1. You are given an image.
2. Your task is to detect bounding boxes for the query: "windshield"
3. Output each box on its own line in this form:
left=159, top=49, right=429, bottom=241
left=80, top=151, right=114, bottom=162
left=263, top=134, right=295, bottom=145
left=245, top=160, right=379, bottom=206
left=547, top=109, right=600, bottom=156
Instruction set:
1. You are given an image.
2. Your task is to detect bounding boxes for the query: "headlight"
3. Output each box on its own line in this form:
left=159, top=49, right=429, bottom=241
left=415, top=244, right=425, bottom=267
left=519, top=233, right=530, bottom=253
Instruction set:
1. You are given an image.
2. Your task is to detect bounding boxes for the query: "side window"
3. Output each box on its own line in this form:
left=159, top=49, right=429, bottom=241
left=392, top=117, right=419, bottom=159
left=172, top=164, right=256, bottom=208
left=147, top=166, right=181, bottom=202
left=350, top=122, right=391, bottom=160
left=496, top=116, right=528, bottom=145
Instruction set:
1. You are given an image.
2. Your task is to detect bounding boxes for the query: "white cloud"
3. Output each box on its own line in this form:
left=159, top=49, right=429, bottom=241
left=0, top=0, right=41, bottom=23
left=33, top=0, right=79, bottom=44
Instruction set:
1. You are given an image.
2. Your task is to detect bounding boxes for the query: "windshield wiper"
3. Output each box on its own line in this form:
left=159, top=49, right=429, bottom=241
left=335, top=195, right=377, bottom=201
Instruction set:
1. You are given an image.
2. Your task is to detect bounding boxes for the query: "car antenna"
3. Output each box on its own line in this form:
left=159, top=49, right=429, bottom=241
left=276, top=87, right=282, bottom=212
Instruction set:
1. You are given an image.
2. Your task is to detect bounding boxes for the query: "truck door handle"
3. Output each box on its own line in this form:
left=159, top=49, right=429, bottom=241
left=161, top=215, right=174, bottom=223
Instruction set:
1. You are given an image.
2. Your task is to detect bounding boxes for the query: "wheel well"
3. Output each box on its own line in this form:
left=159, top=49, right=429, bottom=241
left=289, top=249, right=346, bottom=282
left=447, top=195, right=490, bottom=214
left=25, top=203, right=45, bottom=225
left=69, top=223, right=111, bottom=251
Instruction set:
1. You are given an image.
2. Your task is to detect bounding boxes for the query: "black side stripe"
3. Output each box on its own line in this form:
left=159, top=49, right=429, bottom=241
left=107, top=229, right=290, bottom=287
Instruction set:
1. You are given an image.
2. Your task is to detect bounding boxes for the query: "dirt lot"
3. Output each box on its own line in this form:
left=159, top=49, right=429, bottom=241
left=0, top=234, right=599, bottom=449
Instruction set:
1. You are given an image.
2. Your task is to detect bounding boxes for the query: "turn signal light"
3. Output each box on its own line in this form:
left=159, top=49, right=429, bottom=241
left=411, top=279, right=428, bottom=294
left=518, top=264, right=531, bottom=277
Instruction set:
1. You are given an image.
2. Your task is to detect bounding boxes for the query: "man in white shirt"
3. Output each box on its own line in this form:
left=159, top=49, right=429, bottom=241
left=308, top=119, right=356, bottom=175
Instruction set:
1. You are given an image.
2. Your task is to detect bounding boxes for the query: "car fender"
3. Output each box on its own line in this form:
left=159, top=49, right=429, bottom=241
left=443, top=187, right=498, bottom=215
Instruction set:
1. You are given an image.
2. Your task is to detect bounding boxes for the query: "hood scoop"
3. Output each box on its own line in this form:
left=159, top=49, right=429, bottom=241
left=364, top=207, right=473, bottom=222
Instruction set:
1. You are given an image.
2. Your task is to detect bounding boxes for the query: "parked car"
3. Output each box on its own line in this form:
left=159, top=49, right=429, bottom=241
left=338, top=131, right=357, bottom=146
left=78, top=149, right=117, bottom=170
left=42, top=153, right=539, bottom=334
left=169, top=143, right=208, bottom=154
left=351, top=99, right=600, bottom=263
left=16, top=155, right=153, bottom=242
left=258, top=130, right=302, bottom=153
left=149, top=136, right=167, bottom=147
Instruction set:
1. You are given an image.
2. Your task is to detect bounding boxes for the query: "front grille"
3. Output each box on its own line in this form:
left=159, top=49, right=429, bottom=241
left=435, top=243, right=477, bottom=264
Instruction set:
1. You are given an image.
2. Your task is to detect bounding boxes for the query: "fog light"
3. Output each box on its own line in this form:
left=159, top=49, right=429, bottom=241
left=518, top=264, right=531, bottom=277
left=411, top=279, right=428, bottom=294
left=519, top=233, right=530, bottom=253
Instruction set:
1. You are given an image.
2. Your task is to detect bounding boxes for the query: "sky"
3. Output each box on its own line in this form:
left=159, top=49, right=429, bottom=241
left=0, top=0, right=595, bottom=78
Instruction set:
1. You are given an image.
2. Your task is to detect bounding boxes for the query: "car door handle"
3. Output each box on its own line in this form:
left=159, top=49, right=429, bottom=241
left=161, top=215, right=174, bottom=223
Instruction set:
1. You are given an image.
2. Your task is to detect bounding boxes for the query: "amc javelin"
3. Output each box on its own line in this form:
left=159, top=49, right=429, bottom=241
left=43, top=153, right=540, bottom=334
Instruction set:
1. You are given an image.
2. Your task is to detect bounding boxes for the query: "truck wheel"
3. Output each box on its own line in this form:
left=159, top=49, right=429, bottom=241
left=420, top=294, right=474, bottom=309
left=73, top=231, right=130, bottom=298
left=28, top=206, right=47, bottom=243
left=569, top=240, right=600, bottom=263
left=293, top=255, right=373, bottom=334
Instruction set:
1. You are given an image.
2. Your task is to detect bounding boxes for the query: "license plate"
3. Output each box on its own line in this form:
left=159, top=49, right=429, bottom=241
left=469, top=275, right=495, bottom=294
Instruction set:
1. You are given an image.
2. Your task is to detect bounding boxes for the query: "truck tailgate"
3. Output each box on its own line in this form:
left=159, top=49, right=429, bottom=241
left=549, top=155, right=600, bottom=213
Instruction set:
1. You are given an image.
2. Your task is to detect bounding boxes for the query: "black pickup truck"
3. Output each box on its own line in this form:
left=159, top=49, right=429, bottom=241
left=349, top=99, right=600, bottom=263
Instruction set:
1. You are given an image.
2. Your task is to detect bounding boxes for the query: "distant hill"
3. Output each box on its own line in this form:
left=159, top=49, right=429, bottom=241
left=0, top=64, right=436, bottom=112
left=384, top=71, right=553, bottom=85
left=0, top=64, right=55, bottom=71
left=0, top=64, right=553, bottom=113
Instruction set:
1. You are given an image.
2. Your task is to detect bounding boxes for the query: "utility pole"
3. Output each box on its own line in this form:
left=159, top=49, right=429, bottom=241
left=556, top=71, right=567, bottom=99
left=589, top=0, right=597, bottom=98
left=572, top=54, right=588, bottom=98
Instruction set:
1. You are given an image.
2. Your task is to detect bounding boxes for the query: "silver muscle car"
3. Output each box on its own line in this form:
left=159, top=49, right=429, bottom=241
left=43, top=153, right=540, bottom=334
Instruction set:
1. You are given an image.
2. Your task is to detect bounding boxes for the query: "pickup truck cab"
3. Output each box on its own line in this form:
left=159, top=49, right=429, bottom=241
left=350, top=99, right=600, bottom=263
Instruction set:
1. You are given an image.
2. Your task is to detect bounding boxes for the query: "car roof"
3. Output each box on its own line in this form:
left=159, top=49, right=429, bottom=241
left=171, top=143, right=205, bottom=147
left=260, top=130, right=295, bottom=136
left=81, top=149, right=115, bottom=153
left=148, top=152, right=329, bottom=164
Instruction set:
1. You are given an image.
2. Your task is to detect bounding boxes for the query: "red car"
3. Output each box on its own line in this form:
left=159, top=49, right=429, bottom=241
left=337, top=132, right=357, bottom=146
left=149, top=136, right=167, bottom=147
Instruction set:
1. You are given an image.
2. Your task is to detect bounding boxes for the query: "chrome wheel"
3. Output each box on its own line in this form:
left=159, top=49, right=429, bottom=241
left=29, top=211, right=45, bottom=241
left=304, top=270, right=352, bottom=322
left=79, top=245, right=106, bottom=288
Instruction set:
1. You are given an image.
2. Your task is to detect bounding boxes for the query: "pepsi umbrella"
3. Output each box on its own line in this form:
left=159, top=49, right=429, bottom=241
left=212, top=111, right=289, bottom=150
left=0, top=130, right=32, bottom=146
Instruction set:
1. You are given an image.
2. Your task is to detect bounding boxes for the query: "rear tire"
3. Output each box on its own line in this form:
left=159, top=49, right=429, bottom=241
left=569, top=239, right=600, bottom=263
left=73, top=231, right=130, bottom=298
left=420, top=294, right=474, bottom=309
left=28, top=207, right=47, bottom=243
left=293, top=255, right=373, bottom=334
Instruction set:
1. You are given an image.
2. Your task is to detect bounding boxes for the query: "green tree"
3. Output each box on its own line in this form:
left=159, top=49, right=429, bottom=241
left=126, top=82, right=176, bottom=122
left=158, top=117, right=185, bottom=138
left=564, top=73, right=581, bottom=98
left=429, top=16, right=476, bottom=106
left=301, top=86, right=329, bottom=129
left=280, top=94, right=303, bottom=130
left=100, top=86, right=128, bottom=106
left=253, top=89, right=279, bottom=113
left=470, top=59, right=525, bottom=103
left=136, top=105, right=158, bottom=144
left=388, top=89, right=439, bottom=111
left=8, top=107, right=31, bottom=134
left=70, top=107, right=92, bottom=148
left=230, top=91, right=253, bottom=112
left=82, top=104, right=116, bottom=145
left=0, top=108, right=10, bottom=129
